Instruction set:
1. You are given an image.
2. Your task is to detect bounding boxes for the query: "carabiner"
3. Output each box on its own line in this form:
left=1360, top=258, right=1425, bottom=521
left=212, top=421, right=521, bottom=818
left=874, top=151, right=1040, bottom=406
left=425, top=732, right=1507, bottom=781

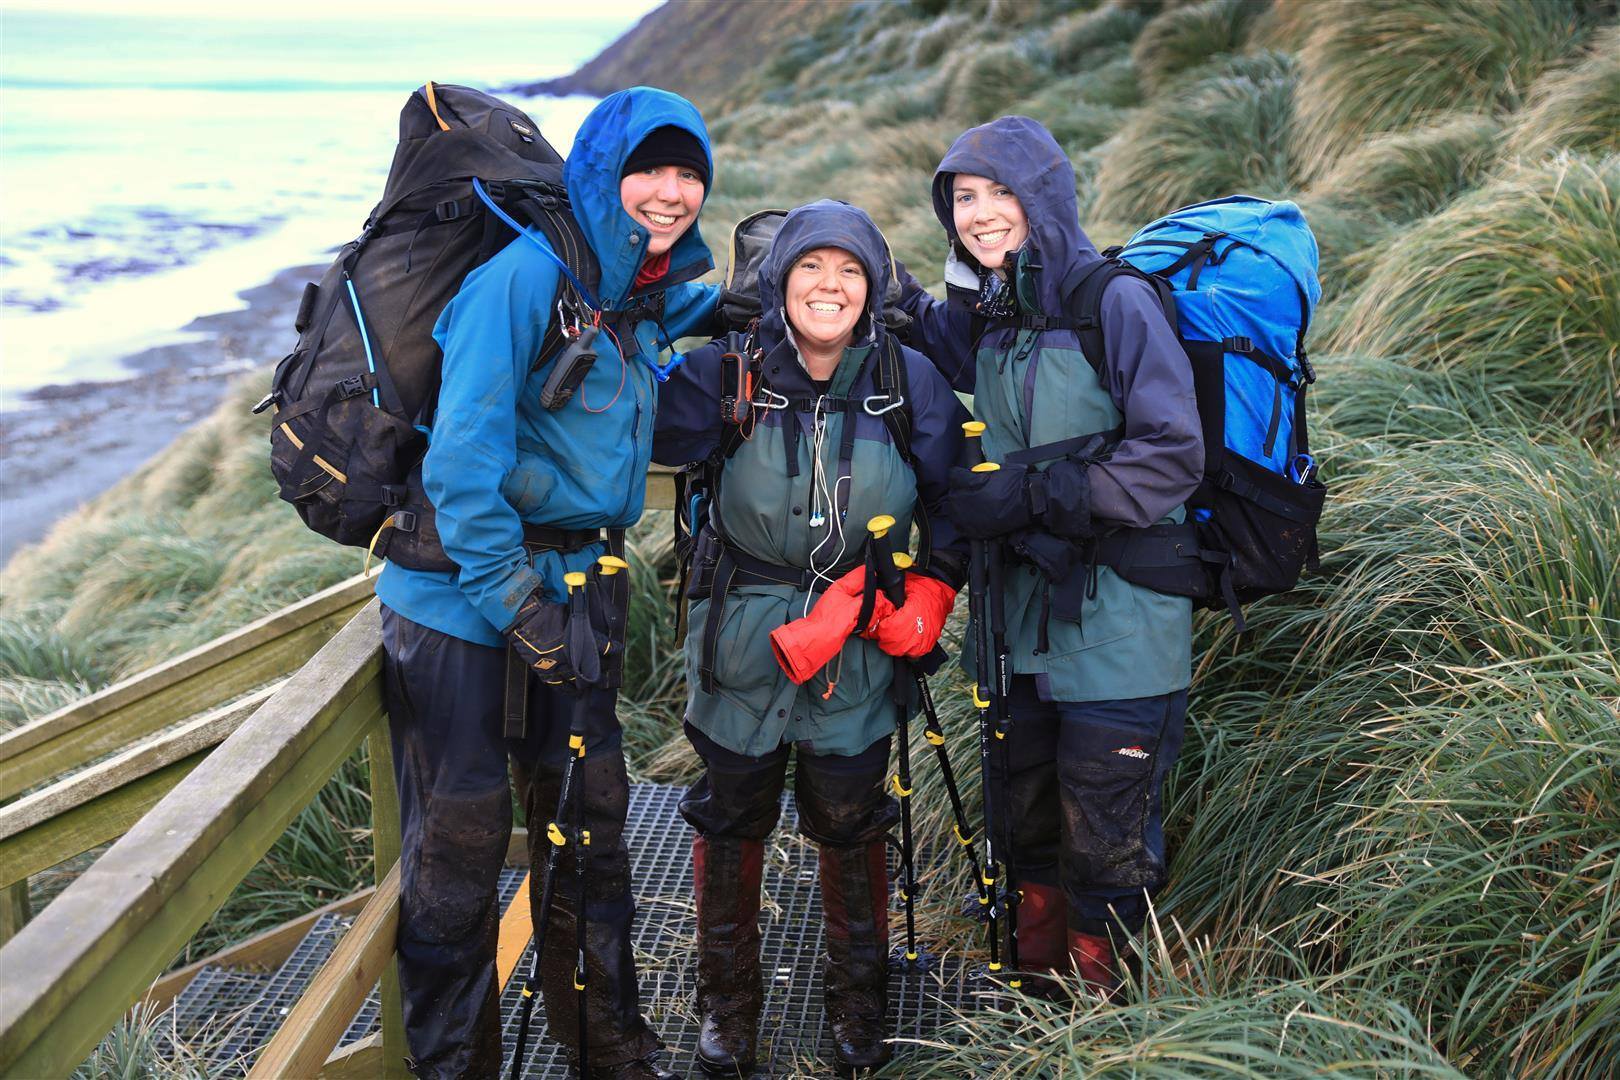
left=863, top=394, right=905, bottom=416
left=752, top=387, right=790, bottom=411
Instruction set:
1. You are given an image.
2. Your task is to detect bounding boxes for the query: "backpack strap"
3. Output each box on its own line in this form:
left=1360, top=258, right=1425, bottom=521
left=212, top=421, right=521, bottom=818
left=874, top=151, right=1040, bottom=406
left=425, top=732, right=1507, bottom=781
left=870, top=335, right=931, bottom=567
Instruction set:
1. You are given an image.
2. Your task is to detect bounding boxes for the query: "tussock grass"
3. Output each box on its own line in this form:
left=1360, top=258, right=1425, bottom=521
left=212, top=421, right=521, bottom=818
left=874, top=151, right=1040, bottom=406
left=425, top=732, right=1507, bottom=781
left=945, top=40, right=1055, bottom=123
left=1293, top=0, right=1588, bottom=176
left=1047, top=3, right=1150, bottom=72
left=1095, top=50, right=1298, bottom=222
left=1310, top=112, right=1503, bottom=221
left=1325, top=154, right=1620, bottom=432
left=1131, top=0, right=1268, bottom=94
left=1506, top=24, right=1620, bottom=160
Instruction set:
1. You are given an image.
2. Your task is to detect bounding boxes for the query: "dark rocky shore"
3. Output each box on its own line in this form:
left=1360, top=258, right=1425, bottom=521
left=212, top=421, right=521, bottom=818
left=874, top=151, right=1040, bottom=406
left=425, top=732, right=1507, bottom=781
left=0, top=265, right=319, bottom=564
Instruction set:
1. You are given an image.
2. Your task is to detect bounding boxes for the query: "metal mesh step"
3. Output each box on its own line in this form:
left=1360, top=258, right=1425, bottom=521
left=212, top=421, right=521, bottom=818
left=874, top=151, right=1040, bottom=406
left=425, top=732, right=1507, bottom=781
left=161, top=782, right=982, bottom=1077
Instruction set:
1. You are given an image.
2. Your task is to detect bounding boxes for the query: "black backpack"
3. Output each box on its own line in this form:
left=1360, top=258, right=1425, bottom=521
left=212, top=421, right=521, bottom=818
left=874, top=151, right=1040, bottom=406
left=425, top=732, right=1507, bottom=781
left=258, top=82, right=596, bottom=571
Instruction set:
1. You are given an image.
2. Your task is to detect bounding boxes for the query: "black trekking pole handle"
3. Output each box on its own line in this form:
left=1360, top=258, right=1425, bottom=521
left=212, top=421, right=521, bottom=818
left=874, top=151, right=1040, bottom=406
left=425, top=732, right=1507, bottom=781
left=866, top=514, right=908, bottom=605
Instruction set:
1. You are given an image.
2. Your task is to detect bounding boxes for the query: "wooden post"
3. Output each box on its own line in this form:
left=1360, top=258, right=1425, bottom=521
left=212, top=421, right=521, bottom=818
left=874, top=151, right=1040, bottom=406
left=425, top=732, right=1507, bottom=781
left=0, top=880, right=27, bottom=948
left=368, top=721, right=409, bottom=1078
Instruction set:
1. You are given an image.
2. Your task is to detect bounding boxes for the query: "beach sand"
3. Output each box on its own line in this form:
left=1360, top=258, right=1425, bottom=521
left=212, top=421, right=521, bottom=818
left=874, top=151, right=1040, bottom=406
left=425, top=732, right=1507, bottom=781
left=0, top=264, right=320, bottom=565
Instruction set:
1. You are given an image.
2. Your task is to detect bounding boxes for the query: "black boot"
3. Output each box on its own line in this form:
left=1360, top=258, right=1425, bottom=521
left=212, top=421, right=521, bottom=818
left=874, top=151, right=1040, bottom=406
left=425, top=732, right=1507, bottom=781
left=693, top=835, right=764, bottom=1076
left=819, top=841, right=891, bottom=1076
left=580, top=1049, right=684, bottom=1079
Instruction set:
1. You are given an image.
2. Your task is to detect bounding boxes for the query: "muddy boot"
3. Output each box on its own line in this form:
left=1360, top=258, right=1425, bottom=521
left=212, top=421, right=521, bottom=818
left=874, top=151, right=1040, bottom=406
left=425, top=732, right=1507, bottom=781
left=1009, top=881, right=1067, bottom=997
left=819, top=841, right=890, bottom=1076
left=1067, top=928, right=1122, bottom=999
left=693, top=835, right=764, bottom=1076
left=580, top=1049, right=683, bottom=1079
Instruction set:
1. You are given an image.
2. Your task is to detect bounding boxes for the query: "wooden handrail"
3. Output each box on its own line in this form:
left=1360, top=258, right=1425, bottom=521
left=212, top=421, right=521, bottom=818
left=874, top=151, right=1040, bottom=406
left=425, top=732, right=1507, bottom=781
left=248, top=860, right=401, bottom=1079
left=0, top=601, right=385, bottom=1077
left=0, top=575, right=374, bottom=802
left=0, top=683, right=281, bottom=891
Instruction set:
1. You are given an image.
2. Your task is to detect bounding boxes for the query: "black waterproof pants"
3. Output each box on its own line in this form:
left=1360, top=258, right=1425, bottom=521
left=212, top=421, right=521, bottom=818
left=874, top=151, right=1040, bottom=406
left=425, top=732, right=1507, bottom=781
left=1000, top=677, right=1189, bottom=937
left=380, top=606, right=659, bottom=1079
left=678, top=722, right=897, bottom=852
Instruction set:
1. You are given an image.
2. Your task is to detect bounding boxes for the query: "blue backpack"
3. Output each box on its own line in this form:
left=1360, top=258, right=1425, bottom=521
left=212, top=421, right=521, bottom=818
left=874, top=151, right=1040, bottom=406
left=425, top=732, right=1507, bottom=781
left=1070, top=196, right=1326, bottom=628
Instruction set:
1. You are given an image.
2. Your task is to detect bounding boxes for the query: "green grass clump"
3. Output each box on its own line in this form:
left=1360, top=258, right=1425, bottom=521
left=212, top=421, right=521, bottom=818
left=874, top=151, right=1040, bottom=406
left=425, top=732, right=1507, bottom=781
left=1095, top=50, right=1298, bottom=223
left=1506, top=24, right=1620, bottom=161
left=1325, top=153, right=1620, bottom=432
left=1130, top=0, right=1268, bottom=93
left=1310, top=112, right=1503, bottom=221
left=1293, top=0, right=1588, bottom=176
left=945, top=40, right=1054, bottom=123
left=1047, top=2, right=1150, bottom=72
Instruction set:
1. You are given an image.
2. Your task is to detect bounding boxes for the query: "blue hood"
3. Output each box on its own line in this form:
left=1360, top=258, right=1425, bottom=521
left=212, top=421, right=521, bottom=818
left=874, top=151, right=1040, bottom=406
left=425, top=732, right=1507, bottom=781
left=759, top=199, right=893, bottom=346
left=564, top=86, right=715, bottom=309
left=931, top=115, right=1101, bottom=313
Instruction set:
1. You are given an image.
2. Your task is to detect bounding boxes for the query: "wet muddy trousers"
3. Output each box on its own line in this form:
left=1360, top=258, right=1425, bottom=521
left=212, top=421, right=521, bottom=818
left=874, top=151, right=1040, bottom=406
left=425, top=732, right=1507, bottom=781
left=680, top=724, right=898, bottom=1074
left=380, top=607, right=659, bottom=1079
left=996, top=677, right=1189, bottom=994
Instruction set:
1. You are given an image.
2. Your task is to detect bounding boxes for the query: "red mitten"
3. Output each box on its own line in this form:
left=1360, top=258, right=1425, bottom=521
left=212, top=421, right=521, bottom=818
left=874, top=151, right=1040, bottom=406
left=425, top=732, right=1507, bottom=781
left=769, top=567, right=895, bottom=684
left=869, top=572, right=957, bottom=658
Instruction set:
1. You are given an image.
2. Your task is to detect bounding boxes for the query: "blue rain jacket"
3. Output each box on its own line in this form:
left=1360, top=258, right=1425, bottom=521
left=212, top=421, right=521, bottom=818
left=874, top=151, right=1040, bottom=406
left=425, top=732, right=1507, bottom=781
left=377, top=87, right=718, bottom=645
left=897, top=117, right=1202, bottom=702
left=656, top=200, right=969, bottom=756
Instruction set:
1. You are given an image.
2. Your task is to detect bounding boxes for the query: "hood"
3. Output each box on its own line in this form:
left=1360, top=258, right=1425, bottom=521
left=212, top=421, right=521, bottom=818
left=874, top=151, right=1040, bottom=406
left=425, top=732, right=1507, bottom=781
left=563, top=86, right=715, bottom=309
left=931, top=115, right=1101, bottom=313
left=758, top=199, right=894, bottom=347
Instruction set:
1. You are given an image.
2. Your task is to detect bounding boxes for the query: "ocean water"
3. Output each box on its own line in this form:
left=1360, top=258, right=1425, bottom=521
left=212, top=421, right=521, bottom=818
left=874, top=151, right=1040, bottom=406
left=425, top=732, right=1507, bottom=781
left=0, top=7, right=644, bottom=406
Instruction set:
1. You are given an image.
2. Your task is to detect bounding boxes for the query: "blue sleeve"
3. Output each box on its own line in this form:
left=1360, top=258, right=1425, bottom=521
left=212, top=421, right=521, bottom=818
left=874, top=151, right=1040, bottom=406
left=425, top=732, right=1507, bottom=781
left=893, top=261, right=979, bottom=393
left=653, top=339, right=727, bottom=466
left=659, top=281, right=721, bottom=343
left=902, top=346, right=971, bottom=588
left=422, top=242, right=558, bottom=631
left=1089, top=276, right=1204, bottom=528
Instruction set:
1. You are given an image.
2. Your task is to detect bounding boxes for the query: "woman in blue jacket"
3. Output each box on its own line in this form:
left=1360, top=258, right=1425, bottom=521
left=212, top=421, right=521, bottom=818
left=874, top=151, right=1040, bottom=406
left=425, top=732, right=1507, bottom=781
left=655, top=201, right=968, bottom=1075
left=375, top=88, right=717, bottom=1080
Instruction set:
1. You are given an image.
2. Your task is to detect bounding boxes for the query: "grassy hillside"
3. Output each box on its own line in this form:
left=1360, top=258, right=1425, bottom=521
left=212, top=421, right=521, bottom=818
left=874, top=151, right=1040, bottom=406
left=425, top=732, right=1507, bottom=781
left=8, top=0, right=1619, bottom=1075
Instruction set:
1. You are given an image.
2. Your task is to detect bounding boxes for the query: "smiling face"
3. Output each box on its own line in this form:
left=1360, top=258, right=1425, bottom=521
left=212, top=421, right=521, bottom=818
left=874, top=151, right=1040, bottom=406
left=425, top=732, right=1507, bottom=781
left=783, top=246, right=869, bottom=362
left=951, top=172, right=1029, bottom=273
left=618, top=164, right=705, bottom=255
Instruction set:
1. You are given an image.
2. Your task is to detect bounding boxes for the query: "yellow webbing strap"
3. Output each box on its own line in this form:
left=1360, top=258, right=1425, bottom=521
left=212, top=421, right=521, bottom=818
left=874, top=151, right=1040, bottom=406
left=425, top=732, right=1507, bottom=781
left=424, top=81, right=451, bottom=132
left=362, top=513, right=396, bottom=578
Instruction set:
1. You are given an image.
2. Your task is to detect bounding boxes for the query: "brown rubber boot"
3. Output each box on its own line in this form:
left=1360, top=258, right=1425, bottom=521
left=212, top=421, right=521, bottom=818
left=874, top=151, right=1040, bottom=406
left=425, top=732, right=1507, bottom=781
left=1067, top=928, right=1122, bottom=998
left=1010, top=881, right=1067, bottom=996
left=819, top=841, right=891, bottom=1076
left=693, top=835, right=765, bottom=1076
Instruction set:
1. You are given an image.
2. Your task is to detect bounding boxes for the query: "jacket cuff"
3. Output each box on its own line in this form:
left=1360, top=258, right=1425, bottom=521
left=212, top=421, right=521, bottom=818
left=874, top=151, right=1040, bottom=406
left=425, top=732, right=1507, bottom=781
left=917, top=550, right=967, bottom=592
left=488, top=566, right=544, bottom=635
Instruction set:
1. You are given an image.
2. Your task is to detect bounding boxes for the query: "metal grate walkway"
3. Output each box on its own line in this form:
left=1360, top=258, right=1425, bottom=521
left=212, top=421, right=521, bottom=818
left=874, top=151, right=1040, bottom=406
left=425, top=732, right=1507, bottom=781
left=167, top=782, right=984, bottom=1078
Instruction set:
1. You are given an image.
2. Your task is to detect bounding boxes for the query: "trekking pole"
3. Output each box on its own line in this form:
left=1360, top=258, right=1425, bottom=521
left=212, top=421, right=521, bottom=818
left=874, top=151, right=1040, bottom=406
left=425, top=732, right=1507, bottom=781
left=507, top=568, right=603, bottom=1080
left=983, top=503, right=1022, bottom=987
left=866, top=515, right=934, bottom=973
left=960, top=422, right=1005, bottom=982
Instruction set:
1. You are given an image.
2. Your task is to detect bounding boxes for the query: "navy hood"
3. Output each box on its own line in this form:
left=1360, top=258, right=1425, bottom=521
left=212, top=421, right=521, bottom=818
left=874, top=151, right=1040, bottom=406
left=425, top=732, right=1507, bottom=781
left=759, top=199, right=894, bottom=346
left=931, top=115, right=1101, bottom=312
left=564, top=86, right=715, bottom=308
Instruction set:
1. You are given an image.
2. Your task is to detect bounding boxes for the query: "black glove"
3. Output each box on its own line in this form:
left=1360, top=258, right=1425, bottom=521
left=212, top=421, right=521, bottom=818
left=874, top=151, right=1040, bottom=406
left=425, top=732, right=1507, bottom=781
left=944, top=464, right=1035, bottom=539
left=505, top=589, right=608, bottom=687
left=1033, top=456, right=1095, bottom=539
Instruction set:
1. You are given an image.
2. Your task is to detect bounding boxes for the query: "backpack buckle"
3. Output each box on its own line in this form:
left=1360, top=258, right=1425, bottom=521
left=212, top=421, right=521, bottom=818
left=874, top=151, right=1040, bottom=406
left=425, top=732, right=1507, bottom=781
left=483, top=181, right=507, bottom=203
left=393, top=511, right=418, bottom=534
left=1225, top=335, right=1253, bottom=354
left=337, top=374, right=370, bottom=399
left=436, top=199, right=463, bottom=222
left=252, top=391, right=279, bottom=415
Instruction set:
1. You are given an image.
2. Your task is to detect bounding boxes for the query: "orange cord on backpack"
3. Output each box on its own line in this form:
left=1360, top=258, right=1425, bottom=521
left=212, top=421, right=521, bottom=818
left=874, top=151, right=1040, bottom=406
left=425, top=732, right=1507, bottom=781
left=581, top=312, right=626, bottom=414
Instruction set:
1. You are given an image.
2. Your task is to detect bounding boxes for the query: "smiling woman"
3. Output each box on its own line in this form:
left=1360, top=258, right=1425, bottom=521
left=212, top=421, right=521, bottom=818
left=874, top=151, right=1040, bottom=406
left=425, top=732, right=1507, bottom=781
left=618, top=125, right=711, bottom=257
left=783, top=246, right=869, bottom=377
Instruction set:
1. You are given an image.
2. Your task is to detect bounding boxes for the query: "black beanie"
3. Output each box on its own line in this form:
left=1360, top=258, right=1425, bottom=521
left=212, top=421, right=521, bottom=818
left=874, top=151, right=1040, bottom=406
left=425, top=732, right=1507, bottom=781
left=620, top=125, right=710, bottom=189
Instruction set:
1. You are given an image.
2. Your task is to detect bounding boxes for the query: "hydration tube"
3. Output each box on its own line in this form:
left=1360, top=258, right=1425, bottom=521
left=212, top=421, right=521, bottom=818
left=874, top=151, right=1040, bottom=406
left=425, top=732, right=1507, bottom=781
left=471, top=178, right=600, bottom=309
left=472, top=178, right=691, bottom=383
left=343, top=273, right=381, bottom=408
